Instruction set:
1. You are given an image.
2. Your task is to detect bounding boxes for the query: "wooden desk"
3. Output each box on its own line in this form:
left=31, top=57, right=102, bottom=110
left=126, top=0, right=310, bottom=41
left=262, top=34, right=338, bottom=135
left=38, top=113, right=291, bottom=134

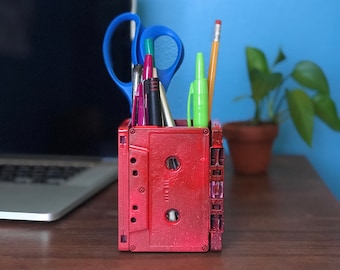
left=1, top=156, right=340, bottom=269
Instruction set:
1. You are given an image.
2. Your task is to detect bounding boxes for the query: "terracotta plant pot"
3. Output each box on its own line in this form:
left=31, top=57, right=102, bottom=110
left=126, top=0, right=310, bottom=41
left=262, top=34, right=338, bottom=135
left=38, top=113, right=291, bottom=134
left=222, top=121, right=278, bottom=175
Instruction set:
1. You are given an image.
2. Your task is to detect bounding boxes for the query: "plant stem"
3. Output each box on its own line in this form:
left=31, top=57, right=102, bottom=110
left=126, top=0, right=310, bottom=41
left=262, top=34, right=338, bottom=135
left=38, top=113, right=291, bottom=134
left=272, top=75, right=289, bottom=115
left=253, top=100, right=261, bottom=125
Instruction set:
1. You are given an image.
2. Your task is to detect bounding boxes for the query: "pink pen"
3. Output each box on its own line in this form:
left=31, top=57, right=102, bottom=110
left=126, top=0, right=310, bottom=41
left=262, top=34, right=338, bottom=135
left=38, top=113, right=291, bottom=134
left=142, top=54, right=154, bottom=125
left=137, top=82, right=146, bottom=126
left=131, top=64, right=143, bottom=126
left=143, top=54, right=153, bottom=80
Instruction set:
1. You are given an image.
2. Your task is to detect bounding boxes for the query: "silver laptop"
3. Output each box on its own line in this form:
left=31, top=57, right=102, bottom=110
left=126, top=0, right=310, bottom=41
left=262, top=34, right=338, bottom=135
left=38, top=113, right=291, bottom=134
left=0, top=155, right=117, bottom=221
left=0, top=1, right=131, bottom=221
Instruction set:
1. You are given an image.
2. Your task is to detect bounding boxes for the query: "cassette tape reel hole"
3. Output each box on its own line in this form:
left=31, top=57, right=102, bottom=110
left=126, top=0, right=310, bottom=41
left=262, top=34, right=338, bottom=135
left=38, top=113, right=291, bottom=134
left=166, top=209, right=180, bottom=223
left=165, top=156, right=180, bottom=171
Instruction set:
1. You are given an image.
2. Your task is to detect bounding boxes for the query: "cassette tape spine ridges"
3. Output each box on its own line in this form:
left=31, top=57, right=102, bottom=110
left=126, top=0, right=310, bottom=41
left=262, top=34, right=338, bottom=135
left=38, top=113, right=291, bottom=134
left=209, top=120, right=225, bottom=251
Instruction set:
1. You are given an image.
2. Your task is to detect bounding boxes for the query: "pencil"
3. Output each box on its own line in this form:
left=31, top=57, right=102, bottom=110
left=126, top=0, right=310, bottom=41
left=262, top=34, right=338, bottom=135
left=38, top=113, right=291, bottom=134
left=208, top=19, right=222, bottom=120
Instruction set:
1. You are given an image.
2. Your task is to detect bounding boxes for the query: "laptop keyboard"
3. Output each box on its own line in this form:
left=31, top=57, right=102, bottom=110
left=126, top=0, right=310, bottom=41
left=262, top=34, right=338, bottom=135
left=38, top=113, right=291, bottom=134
left=0, top=164, right=88, bottom=185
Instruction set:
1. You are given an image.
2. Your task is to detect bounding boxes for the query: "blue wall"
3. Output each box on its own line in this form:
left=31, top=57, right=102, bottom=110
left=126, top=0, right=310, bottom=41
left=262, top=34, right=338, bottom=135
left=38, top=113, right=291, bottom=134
left=137, top=0, right=340, bottom=199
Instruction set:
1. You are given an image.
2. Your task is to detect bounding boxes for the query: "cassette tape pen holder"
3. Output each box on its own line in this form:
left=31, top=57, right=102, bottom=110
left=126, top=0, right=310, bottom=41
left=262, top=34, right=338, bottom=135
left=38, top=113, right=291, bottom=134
left=117, top=119, right=224, bottom=252
left=103, top=13, right=224, bottom=252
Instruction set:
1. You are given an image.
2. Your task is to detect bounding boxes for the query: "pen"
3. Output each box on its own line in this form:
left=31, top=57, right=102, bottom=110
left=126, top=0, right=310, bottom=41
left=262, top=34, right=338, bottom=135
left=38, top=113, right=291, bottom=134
left=143, top=54, right=153, bottom=80
left=187, top=52, right=209, bottom=128
left=145, top=77, right=162, bottom=126
left=158, top=81, right=175, bottom=127
left=144, top=38, right=155, bottom=65
left=131, top=64, right=143, bottom=126
left=142, top=54, right=154, bottom=125
left=208, top=20, right=222, bottom=120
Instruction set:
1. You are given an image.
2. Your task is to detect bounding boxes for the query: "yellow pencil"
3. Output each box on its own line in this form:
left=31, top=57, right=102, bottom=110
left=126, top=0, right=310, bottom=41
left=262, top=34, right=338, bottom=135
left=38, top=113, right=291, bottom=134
left=208, top=20, right=222, bottom=120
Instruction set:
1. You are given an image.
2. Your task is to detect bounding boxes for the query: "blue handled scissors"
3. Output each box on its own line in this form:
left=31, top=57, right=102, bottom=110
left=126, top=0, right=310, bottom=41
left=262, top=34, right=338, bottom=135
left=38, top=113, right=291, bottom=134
left=102, top=12, right=184, bottom=111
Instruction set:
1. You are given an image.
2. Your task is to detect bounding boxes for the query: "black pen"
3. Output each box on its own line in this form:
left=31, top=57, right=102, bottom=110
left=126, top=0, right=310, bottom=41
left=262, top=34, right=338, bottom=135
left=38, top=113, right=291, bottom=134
left=145, top=78, right=162, bottom=126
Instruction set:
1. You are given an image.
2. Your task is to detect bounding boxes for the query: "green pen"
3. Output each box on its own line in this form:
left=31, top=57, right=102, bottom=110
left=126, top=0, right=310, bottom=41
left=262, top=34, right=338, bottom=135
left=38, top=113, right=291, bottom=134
left=187, top=52, right=209, bottom=127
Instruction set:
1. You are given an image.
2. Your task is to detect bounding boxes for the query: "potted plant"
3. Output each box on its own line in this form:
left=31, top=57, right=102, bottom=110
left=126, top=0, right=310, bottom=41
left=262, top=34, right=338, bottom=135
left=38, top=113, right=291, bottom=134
left=223, top=46, right=340, bottom=174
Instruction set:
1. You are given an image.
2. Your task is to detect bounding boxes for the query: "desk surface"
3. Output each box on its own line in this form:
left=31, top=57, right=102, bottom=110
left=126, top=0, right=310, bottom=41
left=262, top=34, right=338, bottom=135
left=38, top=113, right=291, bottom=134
left=1, top=156, right=340, bottom=269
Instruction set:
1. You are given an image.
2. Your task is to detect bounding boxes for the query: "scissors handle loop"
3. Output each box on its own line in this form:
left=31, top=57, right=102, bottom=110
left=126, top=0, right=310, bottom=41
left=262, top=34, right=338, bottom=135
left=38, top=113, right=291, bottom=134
left=139, top=26, right=184, bottom=90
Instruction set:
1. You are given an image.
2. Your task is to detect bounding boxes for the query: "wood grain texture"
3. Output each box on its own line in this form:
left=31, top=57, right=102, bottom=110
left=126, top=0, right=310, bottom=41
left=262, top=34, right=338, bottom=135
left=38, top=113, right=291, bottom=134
left=0, top=155, right=339, bottom=269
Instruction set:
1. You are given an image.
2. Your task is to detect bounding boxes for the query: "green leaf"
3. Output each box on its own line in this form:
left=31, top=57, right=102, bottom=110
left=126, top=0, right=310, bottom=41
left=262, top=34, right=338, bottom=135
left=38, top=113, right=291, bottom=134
left=292, top=61, right=329, bottom=94
left=249, top=70, right=282, bottom=102
left=246, top=47, right=269, bottom=73
left=273, top=48, right=286, bottom=66
left=286, top=89, right=314, bottom=146
left=312, top=94, right=340, bottom=131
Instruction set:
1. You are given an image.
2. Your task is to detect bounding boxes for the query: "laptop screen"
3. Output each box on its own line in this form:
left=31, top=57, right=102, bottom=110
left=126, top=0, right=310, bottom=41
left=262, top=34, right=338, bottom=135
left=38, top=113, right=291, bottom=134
left=0, top=0, right=131, bottom=158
